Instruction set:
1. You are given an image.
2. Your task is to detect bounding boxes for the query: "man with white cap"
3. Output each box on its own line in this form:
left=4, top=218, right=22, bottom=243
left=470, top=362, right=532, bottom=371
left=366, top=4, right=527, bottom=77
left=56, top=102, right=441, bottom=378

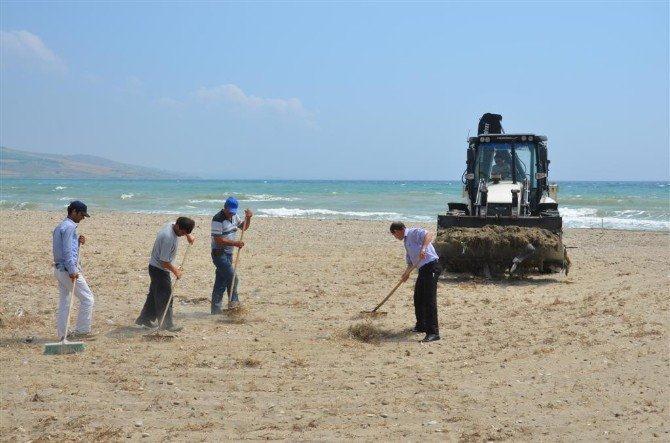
left=210, top=197, right=253, bottom=313
left=52, top=200, right=95, bottom=340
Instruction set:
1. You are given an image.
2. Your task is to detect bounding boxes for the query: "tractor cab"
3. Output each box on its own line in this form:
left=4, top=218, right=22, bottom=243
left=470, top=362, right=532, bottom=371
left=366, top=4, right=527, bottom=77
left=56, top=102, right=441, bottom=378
left=464, top=134, right=551, bottom=217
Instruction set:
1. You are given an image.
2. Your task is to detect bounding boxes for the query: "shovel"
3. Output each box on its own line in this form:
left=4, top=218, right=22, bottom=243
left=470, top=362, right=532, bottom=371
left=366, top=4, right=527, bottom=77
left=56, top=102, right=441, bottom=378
left=144, top=243, right=192, bottom=341
left=360, top=266, right=415, bottom=317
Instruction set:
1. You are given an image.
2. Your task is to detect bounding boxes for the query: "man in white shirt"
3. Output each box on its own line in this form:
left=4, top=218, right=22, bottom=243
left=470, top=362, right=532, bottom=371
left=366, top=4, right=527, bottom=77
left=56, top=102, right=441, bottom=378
left=136, top=217, right=195, bottom=331
left=390, top=221, right=442, bottom=343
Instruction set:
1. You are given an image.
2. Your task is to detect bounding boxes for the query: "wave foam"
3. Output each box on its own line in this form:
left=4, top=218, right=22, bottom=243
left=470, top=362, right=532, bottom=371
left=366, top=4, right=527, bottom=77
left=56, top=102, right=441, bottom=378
left=258, top=207, right=402, bottom=219
left=560, top=207, right=597, bottom=218
left=121, top=194, right=134, bottom=200
left=240, top=194, right=300, bottom=202
left=189, top=194, right=300, bottom=204
left=561, top=206, right=668, bottom=231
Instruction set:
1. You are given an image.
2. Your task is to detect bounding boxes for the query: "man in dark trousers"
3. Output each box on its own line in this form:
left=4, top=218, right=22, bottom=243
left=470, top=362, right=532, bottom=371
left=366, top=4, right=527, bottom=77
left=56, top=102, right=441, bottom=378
left=136, top=217, right=195, bottom=331
left=390, top=221, right=441, bottom=342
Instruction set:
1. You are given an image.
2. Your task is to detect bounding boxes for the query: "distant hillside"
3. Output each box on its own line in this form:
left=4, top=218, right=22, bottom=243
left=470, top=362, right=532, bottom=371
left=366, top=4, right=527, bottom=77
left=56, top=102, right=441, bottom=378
left=0, top=147, right=196, bottom=179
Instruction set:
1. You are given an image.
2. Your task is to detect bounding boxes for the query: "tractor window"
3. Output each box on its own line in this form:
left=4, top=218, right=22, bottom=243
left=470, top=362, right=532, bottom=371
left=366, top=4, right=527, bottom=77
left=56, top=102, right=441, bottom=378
left=513, top=144, right=536, bottom=187
left=475, top=142, right=536, bottom=186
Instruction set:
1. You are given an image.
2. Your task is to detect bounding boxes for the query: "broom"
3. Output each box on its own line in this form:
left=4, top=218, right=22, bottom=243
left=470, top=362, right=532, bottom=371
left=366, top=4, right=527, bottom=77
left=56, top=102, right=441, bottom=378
left=44, top=274, right=85, bottom=355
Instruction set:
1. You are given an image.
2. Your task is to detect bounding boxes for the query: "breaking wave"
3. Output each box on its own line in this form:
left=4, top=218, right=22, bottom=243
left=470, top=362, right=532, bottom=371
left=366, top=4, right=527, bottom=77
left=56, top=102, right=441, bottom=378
left=258, top=207, right=403, bottom=220
left=561, top=206, right=668, bottom=231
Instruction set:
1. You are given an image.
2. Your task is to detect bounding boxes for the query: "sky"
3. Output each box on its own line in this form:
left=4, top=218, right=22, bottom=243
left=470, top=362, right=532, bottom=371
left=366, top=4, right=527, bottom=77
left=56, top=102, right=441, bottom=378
left=1, top=1, right=668, bottom=180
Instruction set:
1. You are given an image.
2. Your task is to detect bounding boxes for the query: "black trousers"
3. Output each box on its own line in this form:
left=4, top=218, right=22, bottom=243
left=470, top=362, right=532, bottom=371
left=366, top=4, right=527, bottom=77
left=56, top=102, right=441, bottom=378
left=413, top=260, right=441, bottom=335
left=138, top=265, right=174, bottom=327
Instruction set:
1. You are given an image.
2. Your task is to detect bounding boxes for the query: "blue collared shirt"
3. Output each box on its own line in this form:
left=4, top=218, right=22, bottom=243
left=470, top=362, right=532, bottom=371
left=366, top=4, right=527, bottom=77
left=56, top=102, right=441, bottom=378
left=403, top=227, right=439, bottom=268
left=53, top=218, right=79, bottom=274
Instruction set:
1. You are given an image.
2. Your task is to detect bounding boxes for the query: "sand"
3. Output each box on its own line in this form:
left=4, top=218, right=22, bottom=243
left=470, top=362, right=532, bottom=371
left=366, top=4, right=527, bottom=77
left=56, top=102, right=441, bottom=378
left=1, top=210, right=668, bottom=441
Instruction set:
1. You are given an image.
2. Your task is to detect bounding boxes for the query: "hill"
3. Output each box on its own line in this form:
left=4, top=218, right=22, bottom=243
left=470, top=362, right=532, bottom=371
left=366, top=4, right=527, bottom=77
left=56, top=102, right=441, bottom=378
left=0, top=147, right=195, bottom=179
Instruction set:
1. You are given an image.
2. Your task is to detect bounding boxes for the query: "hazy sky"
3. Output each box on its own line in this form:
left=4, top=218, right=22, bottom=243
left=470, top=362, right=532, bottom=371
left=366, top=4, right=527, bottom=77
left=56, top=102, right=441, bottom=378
left=1, top=2, right=668, bottom=180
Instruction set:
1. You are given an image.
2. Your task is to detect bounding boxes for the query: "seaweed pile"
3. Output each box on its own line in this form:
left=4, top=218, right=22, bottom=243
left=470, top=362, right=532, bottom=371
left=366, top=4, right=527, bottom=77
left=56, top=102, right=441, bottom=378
left=434, top=225, right=568, bottom=274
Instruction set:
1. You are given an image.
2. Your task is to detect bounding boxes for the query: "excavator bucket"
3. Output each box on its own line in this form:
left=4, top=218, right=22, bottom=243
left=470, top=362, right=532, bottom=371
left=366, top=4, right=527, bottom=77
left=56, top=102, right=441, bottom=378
left=434, top=219, right=569, bottom=276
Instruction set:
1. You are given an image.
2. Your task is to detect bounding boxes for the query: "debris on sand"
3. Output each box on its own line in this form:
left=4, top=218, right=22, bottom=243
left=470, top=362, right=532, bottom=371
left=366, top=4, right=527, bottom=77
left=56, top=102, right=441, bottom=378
left=178, top=297, right=209, bottom=306
left=142, top=333, right=175, bottom=342
left=347, top=323, right=392, bottom=343
left=354, top=311, right=387, bottom=319
left=220, top=305, right=250, bottom=324
left=237, top=357, right=261, bottom=368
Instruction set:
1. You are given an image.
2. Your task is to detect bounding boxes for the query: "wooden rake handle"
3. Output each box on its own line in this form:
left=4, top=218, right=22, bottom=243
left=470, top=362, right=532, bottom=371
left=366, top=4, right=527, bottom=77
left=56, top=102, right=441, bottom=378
left=62, top=277, right=78, bottom=342
left=228, top=218, right=247, bottom=302
left=370, top=266, right=416, bottom=312
left=156, top=243, right=192, bottom=330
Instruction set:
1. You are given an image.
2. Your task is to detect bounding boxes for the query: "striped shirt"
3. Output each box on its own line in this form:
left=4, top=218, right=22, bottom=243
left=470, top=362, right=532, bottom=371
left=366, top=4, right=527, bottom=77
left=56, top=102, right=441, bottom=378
left=211, top=210, right=243, bottom=254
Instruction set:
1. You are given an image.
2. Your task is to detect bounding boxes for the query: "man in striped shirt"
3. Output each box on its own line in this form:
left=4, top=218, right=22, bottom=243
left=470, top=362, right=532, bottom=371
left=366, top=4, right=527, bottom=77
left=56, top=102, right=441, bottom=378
left=210, top=197, right=253, bottom=314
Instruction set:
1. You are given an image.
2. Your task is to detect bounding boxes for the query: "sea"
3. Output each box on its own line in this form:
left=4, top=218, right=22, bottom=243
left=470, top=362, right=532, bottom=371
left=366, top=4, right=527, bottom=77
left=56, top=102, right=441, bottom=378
left=1, top=179, right=668, bottom=231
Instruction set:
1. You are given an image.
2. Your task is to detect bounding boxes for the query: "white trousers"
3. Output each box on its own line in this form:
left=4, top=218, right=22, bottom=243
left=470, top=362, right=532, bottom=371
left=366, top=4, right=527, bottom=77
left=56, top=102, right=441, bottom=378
left=55, top=269, right=95, bottom=337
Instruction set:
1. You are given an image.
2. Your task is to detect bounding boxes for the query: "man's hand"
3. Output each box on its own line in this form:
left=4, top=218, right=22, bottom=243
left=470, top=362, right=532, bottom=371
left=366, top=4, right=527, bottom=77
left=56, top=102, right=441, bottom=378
left=186, top=234, right=195, bottom=245
left=69, top=272, right=79, bottom=281
left=78, top=235, right=86, bottom=245
left=244, top=208, right=253, bottom=219
left=173, top=267, right=183, bottom=280
left=419, top=248, right=427, bottom=261
left=235, top=241, right=245, bottom=249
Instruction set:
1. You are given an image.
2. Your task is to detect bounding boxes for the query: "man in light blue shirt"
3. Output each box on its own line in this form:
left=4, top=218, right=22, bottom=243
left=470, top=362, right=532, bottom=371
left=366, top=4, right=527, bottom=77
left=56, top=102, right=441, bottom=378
left=52, top=201, right=95, bottom=340
left=390, top=221, right=441, bottom=343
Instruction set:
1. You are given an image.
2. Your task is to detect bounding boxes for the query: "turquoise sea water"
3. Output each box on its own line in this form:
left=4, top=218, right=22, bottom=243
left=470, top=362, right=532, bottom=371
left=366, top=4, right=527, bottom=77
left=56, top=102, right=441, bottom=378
left=1, top=179, right=668, bottom=231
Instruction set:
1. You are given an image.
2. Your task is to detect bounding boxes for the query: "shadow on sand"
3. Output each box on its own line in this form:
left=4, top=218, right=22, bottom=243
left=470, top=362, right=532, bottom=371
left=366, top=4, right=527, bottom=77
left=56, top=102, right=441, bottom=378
left=0, top=335, right=52, bottom=347
left=347, top=324, right=416, bottom=344
left=440, top=273, right=565, bottom=286
left=106, top=325, right=150, bottom=339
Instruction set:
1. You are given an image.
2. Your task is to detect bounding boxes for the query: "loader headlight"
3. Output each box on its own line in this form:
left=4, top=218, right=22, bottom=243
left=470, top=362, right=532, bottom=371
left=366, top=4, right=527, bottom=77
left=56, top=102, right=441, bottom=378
left=535, top=172, right=547, bottom=179
left=465, top=173, right=475, bottom=180
left=528, top=136, right=534, bottom=141
left=521, top=135, right=527, bottom=141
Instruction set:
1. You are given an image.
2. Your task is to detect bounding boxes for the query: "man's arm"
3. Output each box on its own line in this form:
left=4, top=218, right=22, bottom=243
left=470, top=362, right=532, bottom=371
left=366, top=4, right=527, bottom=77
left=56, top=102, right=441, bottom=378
left=162, top=261, right=182, bottom=279
left=63, top=225, right=79, bottom=279
left=237, top=209, right=253, bottom=231
left=419, top=230, right=433, bottom=261
left=213, top=236, right=244, bottom=248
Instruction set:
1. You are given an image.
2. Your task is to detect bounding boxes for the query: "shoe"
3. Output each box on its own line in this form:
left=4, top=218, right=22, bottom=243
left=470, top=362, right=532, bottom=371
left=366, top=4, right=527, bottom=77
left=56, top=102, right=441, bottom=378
left=421, top=334, right=440, bottom=343
left=135, top=317, right=155, bottom=328
left=412, top=326, right=426, bottom=333
left=227, top=300, right=240, bottom=310
left=69, top=331, right=97, bottom=340
left=211, top=308, right=223, bottom=315
left=161, top=325, right=183, bottom=333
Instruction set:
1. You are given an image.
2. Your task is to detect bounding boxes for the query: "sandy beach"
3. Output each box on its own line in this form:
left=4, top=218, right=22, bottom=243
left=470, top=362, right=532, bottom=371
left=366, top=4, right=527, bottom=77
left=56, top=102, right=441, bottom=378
left=1, top=210, right=668, bottom=441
